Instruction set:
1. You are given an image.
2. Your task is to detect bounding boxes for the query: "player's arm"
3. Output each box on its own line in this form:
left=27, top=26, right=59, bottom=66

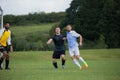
left=7, top=31, right=13, bottom=52
left=46, top=39, right=53, bottom=45
left=62, top=34, right=67, bottom=40
left=73, top=31, right=83, bottom=46
left=79, top=34, right=83, bottom=46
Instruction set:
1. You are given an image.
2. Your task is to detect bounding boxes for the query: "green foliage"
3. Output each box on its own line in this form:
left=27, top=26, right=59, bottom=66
left=94, top=35, right=108, bottom=49
left=49, top=24, right=58, bottom=36
left=61, top=0, right=120, bottom=48
left=4, top=12, right=66, bottom=26
left=11, top=23, right=57, bottom=51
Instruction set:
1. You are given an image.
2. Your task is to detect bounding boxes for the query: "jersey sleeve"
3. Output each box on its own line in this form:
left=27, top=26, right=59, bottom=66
left=0, top=29, right=5, bottom=38
left=72, top=31, right=80, bottom=38
left=7, top=30, right=12, bottom=45
left=50, top=36, right=54, bottom=40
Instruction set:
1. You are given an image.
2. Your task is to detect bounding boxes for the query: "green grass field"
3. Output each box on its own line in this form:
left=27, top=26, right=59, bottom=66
left=0, top=49, right=120, bottom=80
left=11, top=23, right=57, bottom=38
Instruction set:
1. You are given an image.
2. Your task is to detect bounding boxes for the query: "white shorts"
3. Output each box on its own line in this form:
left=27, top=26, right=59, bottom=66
left=69, top=47, right=80, bottom=57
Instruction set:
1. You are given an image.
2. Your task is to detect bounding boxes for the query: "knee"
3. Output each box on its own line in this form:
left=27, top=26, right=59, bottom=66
left=3, top=54, right=7, bottom=58
left=71, top=56, right=75, bottom=60
left=76, top=55, right=80, bottom=60
left=52, top=59, right=57, bottom=63
left=6, top=55, right=9, bottom=59
left=61, top=55, right=65, bottom=60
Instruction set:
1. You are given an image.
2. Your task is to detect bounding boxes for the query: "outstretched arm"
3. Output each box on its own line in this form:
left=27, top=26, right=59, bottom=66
left=46, top=39, right=53, bottom=45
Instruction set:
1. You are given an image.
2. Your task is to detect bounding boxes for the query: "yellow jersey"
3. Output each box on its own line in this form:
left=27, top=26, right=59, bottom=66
left=0, top=30, right=11, bottom=47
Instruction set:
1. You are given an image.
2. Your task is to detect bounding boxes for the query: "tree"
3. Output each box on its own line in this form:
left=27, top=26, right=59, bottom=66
left=61, top=0, right=120, bottom=48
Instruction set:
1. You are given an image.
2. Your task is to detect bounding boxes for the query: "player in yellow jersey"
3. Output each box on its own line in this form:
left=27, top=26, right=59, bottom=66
left=0, top=22, right=13, bottom=70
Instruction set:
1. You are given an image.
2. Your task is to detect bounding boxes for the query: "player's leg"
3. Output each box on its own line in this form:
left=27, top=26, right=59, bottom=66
left=52, top=58, right=58, bottom=69
left=0, top=52, right=3, bottom=68
left=5, top=52, right=10, bottom=70
left=75, top=47, right=88, bottom=68
left=0, top=51, right=7, bottom=69
left=71, top=56, right=82, bottom=70
left=61, top=54, right=66, bottom=68
left=0, top=55, right=4, bottom=69
left=76, top=55, right=88, bottom=68
left=69, top=49, right=82, bottom=69
left=52, top=51, right=58, bottom=69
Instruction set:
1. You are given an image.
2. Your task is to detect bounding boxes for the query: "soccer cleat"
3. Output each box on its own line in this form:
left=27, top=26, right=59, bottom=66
left=62, top=65, right=65, bottom=69
left=0, top=67, right=3, bottom=70
left=54, top=68, right=58, bottom=70
left=5, top=68, right=11, bottom=70
left=84, top=64, right=88, bottom=68
left=79, top=67, right=82, bottom=70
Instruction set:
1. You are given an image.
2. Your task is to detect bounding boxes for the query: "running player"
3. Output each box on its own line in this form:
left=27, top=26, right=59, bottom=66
left=66, top=24, right=88, bottom=70
left=0, top=22, right=13, bottom=70
left=47, top=27, right=66, bottom=69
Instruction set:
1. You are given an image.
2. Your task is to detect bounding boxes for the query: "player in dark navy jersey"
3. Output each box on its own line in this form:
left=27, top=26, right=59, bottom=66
left=47, top=27, right=66, bottom=69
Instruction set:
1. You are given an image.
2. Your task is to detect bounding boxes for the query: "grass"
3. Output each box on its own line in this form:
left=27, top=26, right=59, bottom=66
left=0, top=49, right=120, bottom=80
left=11, top=23, right=57, bottom=38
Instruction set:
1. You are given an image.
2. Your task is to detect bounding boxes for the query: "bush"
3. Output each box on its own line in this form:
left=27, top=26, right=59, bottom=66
left=93, top=35, right=108, bottom=49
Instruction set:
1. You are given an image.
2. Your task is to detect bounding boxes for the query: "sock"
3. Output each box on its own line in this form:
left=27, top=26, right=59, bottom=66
left=5, top=59, right=9, bottom=69
left=0, top=58, right=4, bottom=68
left=79, top=57, right=88, bottom=66
left=53, top=62, right=58, bottom=68
left=73, top=59, right=81, bottom=68
left=62, top=59, right=65, bottom=66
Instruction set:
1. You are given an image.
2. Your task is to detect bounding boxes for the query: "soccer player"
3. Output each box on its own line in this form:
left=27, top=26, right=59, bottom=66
left=47, top=27, right=66, bottom=69
left=66, top=24, right=88, bottom=70
left=0, top=22, right=13, bottom=70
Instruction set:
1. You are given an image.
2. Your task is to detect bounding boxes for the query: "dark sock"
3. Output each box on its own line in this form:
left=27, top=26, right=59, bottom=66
left=53, top=62, right=58, bottom=68
left=5, top=59, right=9, bottom=69
left=62, top=59, right=65, bottom=66
left=0, top=58, right=4, bottom=68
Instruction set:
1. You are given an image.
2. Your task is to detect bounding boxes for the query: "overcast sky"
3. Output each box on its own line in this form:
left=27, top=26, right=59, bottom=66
left=0, top=0, right=72, bottom=15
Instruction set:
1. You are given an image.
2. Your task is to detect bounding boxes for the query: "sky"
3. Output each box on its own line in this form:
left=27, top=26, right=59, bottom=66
left=0, top=0, right=72, bottom=15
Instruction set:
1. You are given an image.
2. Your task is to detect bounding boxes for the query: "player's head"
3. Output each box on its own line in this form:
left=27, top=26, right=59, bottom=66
left=66, top=24, right=72, bottom=32
left=55, top=27, right=61, bottom=34
left=4, top=22, right=10, bottom=30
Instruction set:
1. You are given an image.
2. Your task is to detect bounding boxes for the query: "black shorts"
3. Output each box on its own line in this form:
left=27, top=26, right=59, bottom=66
left=0, top=46, right=10, bottom=53
left=52, top=50, right=65, bottom=59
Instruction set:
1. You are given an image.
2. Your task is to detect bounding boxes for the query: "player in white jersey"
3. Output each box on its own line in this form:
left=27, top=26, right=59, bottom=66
left=66, top=24, right=88, bottom=70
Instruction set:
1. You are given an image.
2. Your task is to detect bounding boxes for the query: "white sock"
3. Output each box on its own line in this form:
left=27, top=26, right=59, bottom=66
left=73, top=59, right=81, bottom=67
left=79, top=57, right=87, bottom=65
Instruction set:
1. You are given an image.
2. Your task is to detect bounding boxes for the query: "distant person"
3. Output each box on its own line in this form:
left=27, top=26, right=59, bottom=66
left=47, top=27, right=66, bottom=69
left=0, top=22, right=13, bottom=70
left=66, top=24, right=88, bottom=70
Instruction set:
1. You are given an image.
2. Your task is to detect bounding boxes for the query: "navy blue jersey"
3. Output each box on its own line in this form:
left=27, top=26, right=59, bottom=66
left=52, top=34, right=65, bottom=51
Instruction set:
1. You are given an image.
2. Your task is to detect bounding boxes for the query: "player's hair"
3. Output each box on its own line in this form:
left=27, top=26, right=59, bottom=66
left=66, top=24, right=72, bottom=27
left=4, top=22, right=10, bottom=25
left=55, top=26, right=60, bottom=28
left=55, top=26, right=60, bottom=30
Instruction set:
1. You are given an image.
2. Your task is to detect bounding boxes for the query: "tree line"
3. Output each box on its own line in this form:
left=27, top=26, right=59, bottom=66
left=4, top=12, right=66, bottom=26
left=60, top=0, right=120, bottom=48
left=3, top=0, right=120, bottom=51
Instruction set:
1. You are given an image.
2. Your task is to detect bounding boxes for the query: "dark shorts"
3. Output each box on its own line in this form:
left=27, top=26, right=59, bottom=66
left=0, top=46, right=10, bottom=53
left=52, top=50, right=65, bottom=59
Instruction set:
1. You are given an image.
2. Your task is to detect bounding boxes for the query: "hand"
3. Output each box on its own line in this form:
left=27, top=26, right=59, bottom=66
left=79, top=42, right=82, bottom=46
left=46, top=42, right=50, bottom=45
left=62, top=37, right=66, bottom=40
left=10, top=46, right=13, bottom=52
